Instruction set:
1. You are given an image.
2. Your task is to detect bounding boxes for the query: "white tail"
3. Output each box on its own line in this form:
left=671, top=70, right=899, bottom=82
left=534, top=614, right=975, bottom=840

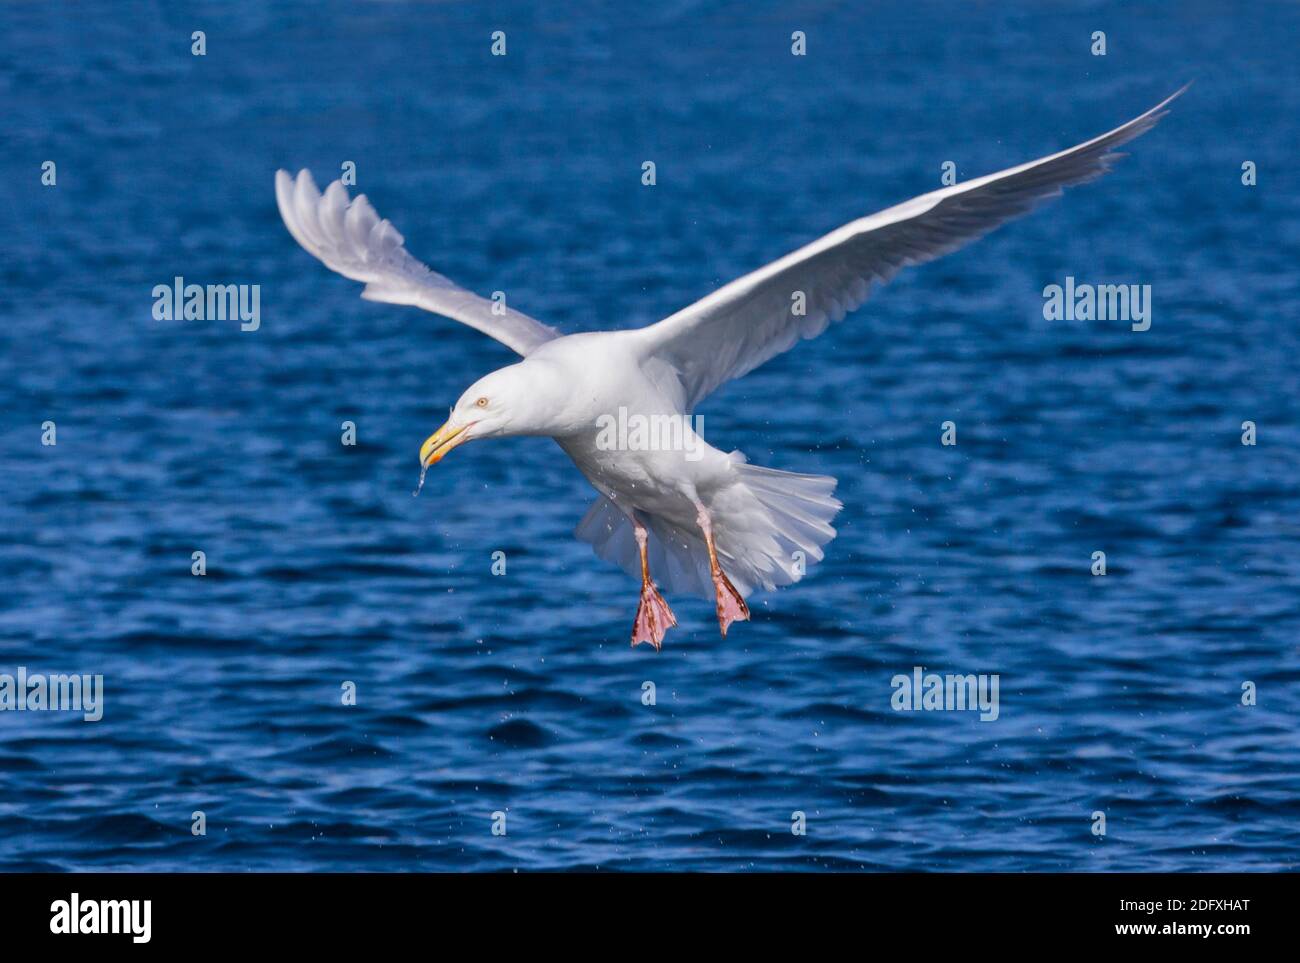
left=576, top=462, right=842, bottom=600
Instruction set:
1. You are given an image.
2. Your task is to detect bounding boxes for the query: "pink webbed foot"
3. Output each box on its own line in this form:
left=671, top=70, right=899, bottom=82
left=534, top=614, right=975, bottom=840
left=711, top=567, right=750, bottom=638
left=631, top=580, right=677, bottom=651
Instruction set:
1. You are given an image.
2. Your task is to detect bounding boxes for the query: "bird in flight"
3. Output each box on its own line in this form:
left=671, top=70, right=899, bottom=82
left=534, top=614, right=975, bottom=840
left=276, top=87, right=1183, bottom=652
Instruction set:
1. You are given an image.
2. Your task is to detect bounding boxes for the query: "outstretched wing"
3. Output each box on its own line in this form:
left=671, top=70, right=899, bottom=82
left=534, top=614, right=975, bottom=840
left=275, top=169, right=560, bottom=356
left=637, top=87, right=1186, bottom=409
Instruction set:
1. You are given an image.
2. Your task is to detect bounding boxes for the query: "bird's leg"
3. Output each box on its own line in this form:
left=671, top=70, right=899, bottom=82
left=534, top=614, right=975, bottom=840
left=631, top=516, right=676, bottom=651
left=695, top=504, right=750, bottom=637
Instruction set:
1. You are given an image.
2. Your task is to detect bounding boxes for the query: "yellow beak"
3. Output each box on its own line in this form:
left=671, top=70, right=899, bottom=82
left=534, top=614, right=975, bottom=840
left=419, top=420, right=471, bottom=468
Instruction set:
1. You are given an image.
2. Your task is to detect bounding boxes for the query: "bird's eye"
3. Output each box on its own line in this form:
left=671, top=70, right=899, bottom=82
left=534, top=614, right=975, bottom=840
left=475, top=397, right=489, bottom=408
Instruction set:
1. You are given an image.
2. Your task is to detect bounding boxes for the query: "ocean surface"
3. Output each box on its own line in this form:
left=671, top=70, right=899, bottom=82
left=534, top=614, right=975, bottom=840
left=2, top=1, right=1298, bottom=872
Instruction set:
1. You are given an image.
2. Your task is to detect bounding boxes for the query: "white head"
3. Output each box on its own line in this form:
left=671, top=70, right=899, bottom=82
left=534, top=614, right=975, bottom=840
left=417, top=360, right=572, bottom=480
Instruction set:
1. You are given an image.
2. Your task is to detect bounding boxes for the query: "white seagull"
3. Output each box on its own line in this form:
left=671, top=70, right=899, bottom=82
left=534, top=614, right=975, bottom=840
left=276, top=88, right=1183, bottom=651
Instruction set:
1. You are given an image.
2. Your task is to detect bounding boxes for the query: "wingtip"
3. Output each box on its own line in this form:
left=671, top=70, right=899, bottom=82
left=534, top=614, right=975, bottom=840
left=1149, top=82, right=1192, bottom=116
left=1108, top=83, right=1190, bottom=143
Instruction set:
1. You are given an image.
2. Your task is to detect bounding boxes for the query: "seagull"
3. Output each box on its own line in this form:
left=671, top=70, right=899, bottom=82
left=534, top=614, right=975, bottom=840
left=276, top=88, right=1183, bottom=651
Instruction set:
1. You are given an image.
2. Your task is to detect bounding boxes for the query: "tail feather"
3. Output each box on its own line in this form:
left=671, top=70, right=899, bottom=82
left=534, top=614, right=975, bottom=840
left=731, top=464, right=839, bottom=557
left=574, top=463, right=842, bottom=600
left=713, top=463, right=842, bottom=595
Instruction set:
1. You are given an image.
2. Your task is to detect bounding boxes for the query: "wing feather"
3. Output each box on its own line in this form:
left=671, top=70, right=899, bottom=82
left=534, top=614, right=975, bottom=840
left=638, top=87, right=1187, bottom=408
left=275, top=169, right=560, bottom=356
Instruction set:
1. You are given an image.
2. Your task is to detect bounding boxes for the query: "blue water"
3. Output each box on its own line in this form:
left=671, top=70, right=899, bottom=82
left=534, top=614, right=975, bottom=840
left=2, top=0, right=1298, bottom=872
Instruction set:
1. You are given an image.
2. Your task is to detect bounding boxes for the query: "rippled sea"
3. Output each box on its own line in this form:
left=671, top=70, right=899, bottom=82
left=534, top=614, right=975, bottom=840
left=2, top=1, right=1298, bottom=871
